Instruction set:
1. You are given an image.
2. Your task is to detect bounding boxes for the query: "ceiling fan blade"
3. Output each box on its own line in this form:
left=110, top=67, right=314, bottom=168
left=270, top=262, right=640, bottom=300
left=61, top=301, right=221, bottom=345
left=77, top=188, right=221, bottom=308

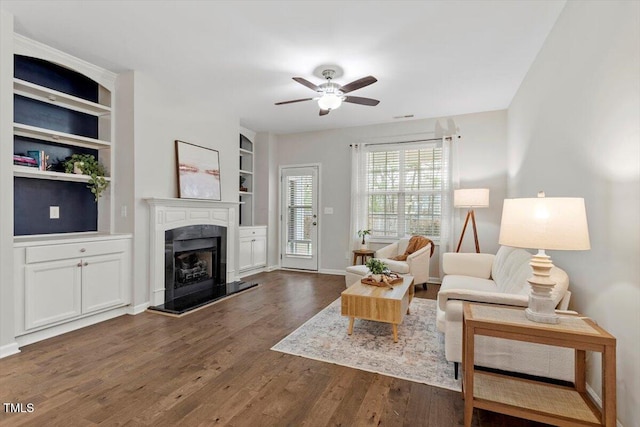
left=319, top=109, right=330, bottom=116
left=339, top=76, right=377, bottom=94
left=293, top=77, right=321, bottom=92
left=344, top=96, right=380, bottom=106
left=275, top=98, right=314, bottom=105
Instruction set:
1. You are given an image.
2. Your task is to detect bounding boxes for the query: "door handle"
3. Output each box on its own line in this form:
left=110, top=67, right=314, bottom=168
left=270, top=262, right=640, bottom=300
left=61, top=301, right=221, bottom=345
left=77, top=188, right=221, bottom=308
left=312, top=222, right=317, bottom=226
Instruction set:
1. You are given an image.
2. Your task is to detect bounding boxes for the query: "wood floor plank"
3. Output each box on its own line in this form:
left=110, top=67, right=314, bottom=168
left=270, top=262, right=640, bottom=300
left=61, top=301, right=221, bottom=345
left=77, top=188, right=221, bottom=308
left=0, top=271, right=551, bottom=426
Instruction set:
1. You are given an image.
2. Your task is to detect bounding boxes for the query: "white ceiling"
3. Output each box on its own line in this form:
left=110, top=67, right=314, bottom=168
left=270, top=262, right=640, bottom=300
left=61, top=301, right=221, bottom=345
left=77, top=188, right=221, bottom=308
left=1, top=1, right=566, bottom=135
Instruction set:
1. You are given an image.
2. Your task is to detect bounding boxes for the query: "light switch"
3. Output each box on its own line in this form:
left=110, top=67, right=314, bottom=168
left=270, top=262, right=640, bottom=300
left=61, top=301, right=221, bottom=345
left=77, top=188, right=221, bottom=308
left=50, top=206, right=60, bottom=219
left=324, top=207, right=334, bottom=214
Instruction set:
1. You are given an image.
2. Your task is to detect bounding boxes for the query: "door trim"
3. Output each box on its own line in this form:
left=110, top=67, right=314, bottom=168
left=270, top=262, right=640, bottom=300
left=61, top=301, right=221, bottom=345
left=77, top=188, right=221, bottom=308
left=278, top=163, right=321, bottom=272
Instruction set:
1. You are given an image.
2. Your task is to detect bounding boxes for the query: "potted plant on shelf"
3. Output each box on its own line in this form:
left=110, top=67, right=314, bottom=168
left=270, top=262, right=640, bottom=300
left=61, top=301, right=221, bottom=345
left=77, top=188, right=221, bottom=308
left=357, top=229, right=371, bottom=249
left=365, top=258, right=389, bottom=282
left=64, top=154, right=109, bottom=201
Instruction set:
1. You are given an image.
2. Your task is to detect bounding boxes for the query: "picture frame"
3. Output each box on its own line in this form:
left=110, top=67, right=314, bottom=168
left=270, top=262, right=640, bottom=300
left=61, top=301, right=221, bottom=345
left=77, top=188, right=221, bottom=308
left=175, top=140, right=221, bottom=200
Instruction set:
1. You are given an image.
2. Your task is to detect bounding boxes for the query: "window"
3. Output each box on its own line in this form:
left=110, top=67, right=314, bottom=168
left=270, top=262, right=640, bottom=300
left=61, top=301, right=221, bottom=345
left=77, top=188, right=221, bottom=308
left=366, top=144, right=443, bottom=240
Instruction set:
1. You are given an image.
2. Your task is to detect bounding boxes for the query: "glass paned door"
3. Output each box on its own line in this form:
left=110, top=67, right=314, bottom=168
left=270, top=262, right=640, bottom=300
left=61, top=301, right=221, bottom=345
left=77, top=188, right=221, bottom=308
left=281, top=166, right=318, bottom=270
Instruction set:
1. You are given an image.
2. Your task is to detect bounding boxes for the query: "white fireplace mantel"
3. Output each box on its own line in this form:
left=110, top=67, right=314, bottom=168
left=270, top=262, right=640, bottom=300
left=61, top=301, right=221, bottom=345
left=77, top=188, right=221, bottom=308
left=146, top=197, right=239, bottom=307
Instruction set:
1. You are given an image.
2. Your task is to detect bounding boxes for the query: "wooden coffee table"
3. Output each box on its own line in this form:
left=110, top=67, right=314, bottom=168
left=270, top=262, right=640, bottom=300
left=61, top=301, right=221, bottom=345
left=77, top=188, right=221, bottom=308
left=341, top=275, right=414, bottom=342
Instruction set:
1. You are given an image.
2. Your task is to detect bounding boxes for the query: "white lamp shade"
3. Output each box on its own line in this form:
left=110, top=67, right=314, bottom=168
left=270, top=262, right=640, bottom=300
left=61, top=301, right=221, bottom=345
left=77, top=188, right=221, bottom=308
left=499, top=197, right=590, bottom=250
left=454, top=188, right=490, bottom=208
left=317, top=94, right=342, bottom=110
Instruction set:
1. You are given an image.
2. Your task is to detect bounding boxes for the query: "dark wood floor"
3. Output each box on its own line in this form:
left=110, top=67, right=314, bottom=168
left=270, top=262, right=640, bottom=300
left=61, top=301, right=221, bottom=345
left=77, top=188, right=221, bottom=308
left=0, top=271, right=550, bottom=426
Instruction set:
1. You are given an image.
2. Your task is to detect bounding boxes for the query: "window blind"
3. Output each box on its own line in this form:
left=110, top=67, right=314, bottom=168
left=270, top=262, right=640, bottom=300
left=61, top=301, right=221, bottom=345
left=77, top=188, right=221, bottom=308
left=286, top=175, right=313, bottom=256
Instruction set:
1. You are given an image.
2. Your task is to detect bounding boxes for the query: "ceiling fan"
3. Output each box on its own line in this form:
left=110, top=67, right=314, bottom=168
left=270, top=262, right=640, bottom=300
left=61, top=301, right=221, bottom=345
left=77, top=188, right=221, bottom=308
left=275, top=69, right=380, bottom=116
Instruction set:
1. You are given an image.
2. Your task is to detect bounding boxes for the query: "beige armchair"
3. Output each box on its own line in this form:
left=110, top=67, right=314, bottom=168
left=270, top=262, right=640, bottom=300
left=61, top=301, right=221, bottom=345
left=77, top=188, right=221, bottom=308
left=374, top=236, right=433, bottom=288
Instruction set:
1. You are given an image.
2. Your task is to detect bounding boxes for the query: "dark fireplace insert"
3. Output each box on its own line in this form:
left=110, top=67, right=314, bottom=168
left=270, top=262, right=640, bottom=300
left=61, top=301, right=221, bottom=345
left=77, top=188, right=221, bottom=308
left=148, top=224, right=256, bottom=315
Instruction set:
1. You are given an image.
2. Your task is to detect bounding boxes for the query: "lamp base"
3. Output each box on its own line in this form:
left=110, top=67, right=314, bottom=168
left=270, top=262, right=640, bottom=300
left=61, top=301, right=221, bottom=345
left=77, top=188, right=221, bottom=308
left=525, top=250, right=560, bottom=324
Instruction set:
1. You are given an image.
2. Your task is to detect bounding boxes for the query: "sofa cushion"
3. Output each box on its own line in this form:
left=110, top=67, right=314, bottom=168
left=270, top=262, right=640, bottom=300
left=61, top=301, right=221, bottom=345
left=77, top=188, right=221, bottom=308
left=491, top=246, right=532, bottom=296
left=397, top=238, right=411, bottom=256
left=441, top=275, right=498, bottom=293
left=379, top=258, right=410, bottom=274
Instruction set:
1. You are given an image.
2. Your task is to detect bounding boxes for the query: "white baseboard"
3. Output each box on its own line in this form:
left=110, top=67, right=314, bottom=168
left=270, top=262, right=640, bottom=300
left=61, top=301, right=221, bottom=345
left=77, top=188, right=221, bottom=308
left=239, top=266, right=267, bottom=278
left=127, top=302, right=150, bottom=315
left=266, top=264, right=279, bottom=272
left=15, top=307, right=129, bottom=348
left=318, top=269, right=346, bottom=276
left=0, top=342, right=20, bottom=359
left=428, top=276, right=442, bottom=285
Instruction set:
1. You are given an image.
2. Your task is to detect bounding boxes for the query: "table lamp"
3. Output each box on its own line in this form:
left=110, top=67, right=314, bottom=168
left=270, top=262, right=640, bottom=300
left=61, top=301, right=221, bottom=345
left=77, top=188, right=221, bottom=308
left=454, top=188, right=490, bottom=253
left=499, top=191, right=590, bottom=324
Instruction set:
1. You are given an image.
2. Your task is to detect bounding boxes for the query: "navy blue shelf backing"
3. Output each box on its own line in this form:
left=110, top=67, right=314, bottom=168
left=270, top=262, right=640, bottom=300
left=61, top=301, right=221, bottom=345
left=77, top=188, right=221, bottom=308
left=14, top=177, right=98, bottom=236
left=15, top=55, right=99, bottom=103
left=14, top=95, right=98, bottom=139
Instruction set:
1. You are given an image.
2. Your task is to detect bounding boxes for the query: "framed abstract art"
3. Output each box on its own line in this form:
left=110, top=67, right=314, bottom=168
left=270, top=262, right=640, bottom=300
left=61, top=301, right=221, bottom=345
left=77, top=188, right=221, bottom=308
left=175, top=140, right=221, bottom=200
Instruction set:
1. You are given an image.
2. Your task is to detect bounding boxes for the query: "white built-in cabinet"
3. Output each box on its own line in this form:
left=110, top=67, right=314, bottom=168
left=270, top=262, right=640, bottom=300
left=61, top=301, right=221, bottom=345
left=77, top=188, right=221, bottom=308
left=238, top=226, right=267, bottom=273
left=10, top=35, right=132, bottom=344
left=238, top=127, right=268, bottom=276
left=16, top=236, right=131, bottom=334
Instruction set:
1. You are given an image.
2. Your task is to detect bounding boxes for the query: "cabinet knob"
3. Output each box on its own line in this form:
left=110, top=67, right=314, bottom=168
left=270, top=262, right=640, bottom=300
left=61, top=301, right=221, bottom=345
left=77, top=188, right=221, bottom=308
left=83, top=262, right=88, bottom=266
left=77, top=262, right=82, bottom=267
left=80, top=248, right=86, bottom=253
left=48, top=95, right=57, bottom=102
left=252, top=239, right=256, bottom=242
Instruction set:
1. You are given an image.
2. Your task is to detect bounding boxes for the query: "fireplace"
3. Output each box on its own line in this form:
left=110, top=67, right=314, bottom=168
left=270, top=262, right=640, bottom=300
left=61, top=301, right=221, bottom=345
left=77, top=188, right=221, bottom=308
left=164, top=224, right=227, bottom=304
left=146, top=197, right=257, bottom=315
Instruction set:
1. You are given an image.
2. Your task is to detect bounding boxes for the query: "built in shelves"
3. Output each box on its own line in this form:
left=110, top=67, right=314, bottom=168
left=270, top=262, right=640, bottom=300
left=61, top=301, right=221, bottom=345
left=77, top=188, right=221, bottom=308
left=13, top=166, right=112, bottom=183
left=14, top=123, right=111, bottom=150
left=13, top=78, right=111, bottom=116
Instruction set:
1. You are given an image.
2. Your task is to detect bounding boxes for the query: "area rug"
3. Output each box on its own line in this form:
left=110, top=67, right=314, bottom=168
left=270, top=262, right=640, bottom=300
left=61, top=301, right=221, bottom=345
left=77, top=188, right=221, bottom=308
left=271, top=297, right=461, bottom=391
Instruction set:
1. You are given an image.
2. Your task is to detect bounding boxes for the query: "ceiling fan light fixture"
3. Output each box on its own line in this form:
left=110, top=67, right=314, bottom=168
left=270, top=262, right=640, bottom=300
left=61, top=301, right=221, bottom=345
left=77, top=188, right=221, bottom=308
left=318, top=93, right=343, bottom=110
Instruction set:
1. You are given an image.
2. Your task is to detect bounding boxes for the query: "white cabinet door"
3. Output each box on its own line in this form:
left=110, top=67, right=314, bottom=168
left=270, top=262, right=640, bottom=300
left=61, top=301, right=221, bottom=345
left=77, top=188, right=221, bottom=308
left=25, top=259, right=82, bottom=330
left=238, top=237, right=254, bottom=271
left=252, top=236, right=267, bottom=268
left=81, top=253, right=126, bottom=314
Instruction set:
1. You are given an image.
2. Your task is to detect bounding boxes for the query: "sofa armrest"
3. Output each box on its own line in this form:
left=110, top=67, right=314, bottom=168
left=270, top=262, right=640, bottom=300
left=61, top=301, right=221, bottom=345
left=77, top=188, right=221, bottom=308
left=437, top=288, right=529, bottom=313
left=375, top=242, right=398, bottom=259
left=442, top=252, right=495, bottom=279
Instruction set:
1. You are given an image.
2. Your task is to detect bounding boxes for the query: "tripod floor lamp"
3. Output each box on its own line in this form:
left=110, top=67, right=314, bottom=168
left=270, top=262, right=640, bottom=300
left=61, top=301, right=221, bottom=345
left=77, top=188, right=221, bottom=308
left=455, top=188, right=490, bottom=253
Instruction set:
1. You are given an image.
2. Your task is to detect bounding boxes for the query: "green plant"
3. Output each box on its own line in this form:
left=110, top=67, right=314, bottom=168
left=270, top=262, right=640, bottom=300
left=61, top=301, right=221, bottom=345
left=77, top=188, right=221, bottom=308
left=357, top=229, right=371, bottom=244
left=365, top=258, right=388, bottom=275
left=64, top=154, right=109, bottom=201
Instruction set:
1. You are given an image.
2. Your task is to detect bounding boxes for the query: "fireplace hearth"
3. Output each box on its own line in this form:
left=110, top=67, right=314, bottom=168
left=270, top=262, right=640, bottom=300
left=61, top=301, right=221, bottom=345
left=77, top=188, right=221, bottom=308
left=148, top=224, right=256, bottom=315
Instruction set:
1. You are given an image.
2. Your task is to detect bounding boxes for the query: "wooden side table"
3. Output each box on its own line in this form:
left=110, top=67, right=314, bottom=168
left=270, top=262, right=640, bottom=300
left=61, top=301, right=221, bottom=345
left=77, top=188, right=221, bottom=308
left=462, top=302, right=616, bottom=427
left=352, top=249, right=375, bottom=265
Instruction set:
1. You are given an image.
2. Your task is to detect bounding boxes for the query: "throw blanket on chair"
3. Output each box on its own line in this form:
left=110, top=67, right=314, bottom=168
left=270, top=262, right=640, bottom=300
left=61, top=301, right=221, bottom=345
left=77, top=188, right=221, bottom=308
left=393, top=236, right=435, bottom=261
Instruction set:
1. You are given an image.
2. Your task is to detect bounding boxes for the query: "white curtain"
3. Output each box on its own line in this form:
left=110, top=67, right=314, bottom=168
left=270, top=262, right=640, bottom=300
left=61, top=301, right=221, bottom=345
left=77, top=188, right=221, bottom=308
left=349, top=143, right=367, bottom=250
left=438, top=136, right=458, bottom=277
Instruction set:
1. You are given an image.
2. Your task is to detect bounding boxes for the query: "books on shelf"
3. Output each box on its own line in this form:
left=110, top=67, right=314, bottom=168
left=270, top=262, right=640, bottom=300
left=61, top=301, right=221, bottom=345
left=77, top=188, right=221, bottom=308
left=26, top=150, right=48, bottom=170
left=13, top=154, right=38, bottom=168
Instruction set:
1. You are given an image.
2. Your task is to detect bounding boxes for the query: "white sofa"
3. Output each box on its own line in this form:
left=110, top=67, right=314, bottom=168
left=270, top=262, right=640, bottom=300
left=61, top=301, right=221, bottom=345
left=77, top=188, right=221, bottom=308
left=436, top=246, right=575, bottom=381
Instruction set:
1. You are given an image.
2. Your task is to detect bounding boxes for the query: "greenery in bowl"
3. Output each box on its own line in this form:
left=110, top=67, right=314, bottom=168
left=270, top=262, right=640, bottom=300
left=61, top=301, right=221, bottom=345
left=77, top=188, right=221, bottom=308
left=64, top=154, right=109, bottom=201
left=365, top=258, right=389, bottom=275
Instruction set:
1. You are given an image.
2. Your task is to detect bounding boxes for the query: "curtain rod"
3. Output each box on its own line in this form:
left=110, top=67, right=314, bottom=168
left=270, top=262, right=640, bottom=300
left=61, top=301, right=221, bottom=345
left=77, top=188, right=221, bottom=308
left=350, top=135, right=460, bottom=147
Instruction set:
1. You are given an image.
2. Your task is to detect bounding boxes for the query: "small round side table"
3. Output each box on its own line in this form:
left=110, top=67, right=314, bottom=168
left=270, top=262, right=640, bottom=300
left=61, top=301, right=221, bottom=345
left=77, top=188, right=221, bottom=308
left=352, top=249, right=375, bottom=265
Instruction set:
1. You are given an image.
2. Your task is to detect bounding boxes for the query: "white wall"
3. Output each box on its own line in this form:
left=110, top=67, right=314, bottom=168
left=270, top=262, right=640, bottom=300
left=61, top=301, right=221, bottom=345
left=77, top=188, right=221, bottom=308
left=270, top=110, right=508, bottom=276
left=129, top=72, right=239, bottom=306
left=507, top=1, right=640, bottom=425
left=0, top=10, right=18, bottom=357
left=254, top=131, right=280, bottom=269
